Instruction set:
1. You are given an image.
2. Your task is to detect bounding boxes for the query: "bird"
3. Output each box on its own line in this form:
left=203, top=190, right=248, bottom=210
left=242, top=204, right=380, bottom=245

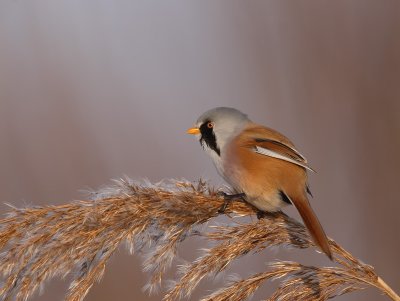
left=187, top=107, right=332, bottom=259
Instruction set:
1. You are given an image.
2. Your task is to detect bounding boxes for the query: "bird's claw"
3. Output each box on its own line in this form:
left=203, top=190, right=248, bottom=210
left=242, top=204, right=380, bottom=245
left=217, top=192, right=246, bottom=214
left=256, top=210, right=267, bottom=219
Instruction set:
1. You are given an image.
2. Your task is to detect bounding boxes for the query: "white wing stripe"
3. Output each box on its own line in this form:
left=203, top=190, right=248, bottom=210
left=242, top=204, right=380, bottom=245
left=254, top=146, right=315, bottom=172
left=257, top=138, right=307, bottom=162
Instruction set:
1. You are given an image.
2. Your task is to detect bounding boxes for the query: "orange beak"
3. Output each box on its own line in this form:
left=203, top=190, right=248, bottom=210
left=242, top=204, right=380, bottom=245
left=187, top=127, right=200, bottom=135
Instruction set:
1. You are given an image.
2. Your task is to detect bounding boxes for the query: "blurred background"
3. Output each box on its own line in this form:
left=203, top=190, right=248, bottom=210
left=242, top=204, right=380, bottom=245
left=0, top=1, right=399, bottom=300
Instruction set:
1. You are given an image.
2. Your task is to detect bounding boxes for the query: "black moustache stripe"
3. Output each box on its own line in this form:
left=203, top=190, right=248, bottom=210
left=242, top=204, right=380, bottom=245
left=199, top=121, right=220, bottom=156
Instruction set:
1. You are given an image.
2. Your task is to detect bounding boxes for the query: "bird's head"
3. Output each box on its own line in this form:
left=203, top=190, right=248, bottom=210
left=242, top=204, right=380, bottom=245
left=187, top=107, right=250, bottom=157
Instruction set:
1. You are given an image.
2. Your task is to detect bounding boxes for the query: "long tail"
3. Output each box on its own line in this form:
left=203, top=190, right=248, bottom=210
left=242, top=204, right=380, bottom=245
left=291, top=194, right=333, bottom=260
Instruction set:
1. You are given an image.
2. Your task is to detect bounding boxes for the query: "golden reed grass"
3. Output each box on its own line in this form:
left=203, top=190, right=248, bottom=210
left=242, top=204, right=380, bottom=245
left=0, top=178, right=398, bottom=301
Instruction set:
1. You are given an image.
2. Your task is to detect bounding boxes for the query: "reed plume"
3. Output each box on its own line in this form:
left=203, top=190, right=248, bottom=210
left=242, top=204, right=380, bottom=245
left=0, top=178, right=398, bottom=301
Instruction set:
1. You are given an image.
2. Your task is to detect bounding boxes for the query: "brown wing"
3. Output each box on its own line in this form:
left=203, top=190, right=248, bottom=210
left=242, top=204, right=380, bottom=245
left=238, top=124, right=332, bottom=258
left=242, top=125, right=315, bottom=172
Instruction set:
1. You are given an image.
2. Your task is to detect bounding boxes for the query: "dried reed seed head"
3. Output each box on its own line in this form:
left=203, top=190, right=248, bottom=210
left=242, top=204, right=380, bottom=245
left=0, top=178, right=395, bottom=301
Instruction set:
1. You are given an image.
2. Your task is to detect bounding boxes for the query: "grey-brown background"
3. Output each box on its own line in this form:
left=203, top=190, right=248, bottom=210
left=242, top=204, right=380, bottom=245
left=0, top=1, right=399, bottom=300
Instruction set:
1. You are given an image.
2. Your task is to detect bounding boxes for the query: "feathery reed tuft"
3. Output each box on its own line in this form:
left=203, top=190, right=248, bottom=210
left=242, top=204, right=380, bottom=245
left=0, top=178, right=398, bottom=301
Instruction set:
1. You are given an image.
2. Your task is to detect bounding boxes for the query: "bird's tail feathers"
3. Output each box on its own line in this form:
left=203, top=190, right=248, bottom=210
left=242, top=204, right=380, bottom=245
left=291, top=195, right=333, bottom=260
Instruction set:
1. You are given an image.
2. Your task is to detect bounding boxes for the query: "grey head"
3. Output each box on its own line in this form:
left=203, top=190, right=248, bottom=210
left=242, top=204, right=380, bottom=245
left=191, top=107, right=251, bottom=157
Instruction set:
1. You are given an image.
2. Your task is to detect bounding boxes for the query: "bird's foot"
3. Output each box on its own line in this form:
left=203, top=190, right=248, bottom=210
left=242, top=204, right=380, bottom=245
left=256, top=210, right=282, bottom=220
left=217, top=192, right=246, bottom=214
left=256, top=210, right=267, bottom=219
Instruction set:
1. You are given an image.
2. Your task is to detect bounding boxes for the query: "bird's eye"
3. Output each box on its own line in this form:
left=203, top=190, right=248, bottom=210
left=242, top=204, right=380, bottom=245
left=207, top=122, right=214, bottom=129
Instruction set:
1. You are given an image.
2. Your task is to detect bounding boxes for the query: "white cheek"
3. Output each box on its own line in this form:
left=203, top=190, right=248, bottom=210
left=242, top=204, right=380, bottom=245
left=202, top=144, right=224, bottom=175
